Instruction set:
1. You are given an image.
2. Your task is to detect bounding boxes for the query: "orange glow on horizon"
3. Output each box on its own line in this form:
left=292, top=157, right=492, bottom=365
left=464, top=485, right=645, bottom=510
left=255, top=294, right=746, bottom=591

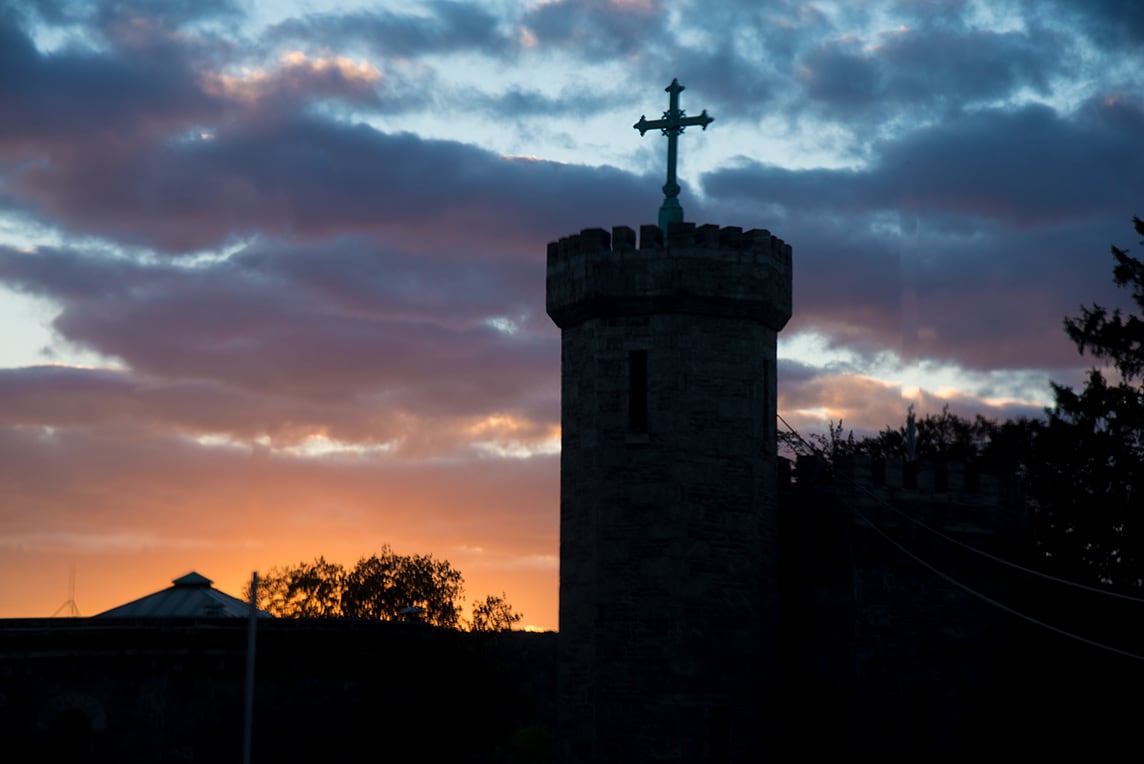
left=2, top=543, right=559, bottom=631
left=0, top=440, right=561, bottom=629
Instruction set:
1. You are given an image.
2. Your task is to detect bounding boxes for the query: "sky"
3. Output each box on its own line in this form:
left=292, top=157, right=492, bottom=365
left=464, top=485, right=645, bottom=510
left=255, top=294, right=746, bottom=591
left=1, top=0, right=1142, bottom=630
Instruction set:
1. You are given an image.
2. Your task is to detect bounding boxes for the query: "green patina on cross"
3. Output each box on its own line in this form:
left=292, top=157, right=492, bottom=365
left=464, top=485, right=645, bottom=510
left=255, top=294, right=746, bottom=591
left=634, top=78, right=714, bottom=232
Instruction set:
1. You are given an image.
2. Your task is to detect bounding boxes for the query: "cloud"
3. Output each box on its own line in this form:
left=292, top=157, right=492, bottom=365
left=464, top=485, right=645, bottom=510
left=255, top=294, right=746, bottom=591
left=267, top=1, right=511, bottom=59
left=875, top=99, right=1144, bottom=225
left=95, top=0, right=243, bottom=27
left=0, top=422, right=560, bottom=625
left=0, top=423, right=557, bottom=546
left=8, top=102, right=658, bottom=252
left=0, top=239, right=561, bottom=454
left=705, top=98, right=1144, bottom=226
left=521, top=0, right=667, bottom=58
left=744, top=211, right=1129, bottom=375
left=796, top=23, right=1067, bottom=122
left=12, top=0, right=242, bottom=29
left=1037, top=0, right=1144, bottom=47
left=201, top=51, right=383, bottom=108
left=700, top=95, right=1144, bottom=374
left=777, top=365, right=1046, bottom=438
left=0, top=12, right=221, bottom=150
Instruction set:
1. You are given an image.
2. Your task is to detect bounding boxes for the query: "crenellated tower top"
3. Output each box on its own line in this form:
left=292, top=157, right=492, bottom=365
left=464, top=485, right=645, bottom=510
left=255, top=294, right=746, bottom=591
left=546, top=221, right=792, bottom=331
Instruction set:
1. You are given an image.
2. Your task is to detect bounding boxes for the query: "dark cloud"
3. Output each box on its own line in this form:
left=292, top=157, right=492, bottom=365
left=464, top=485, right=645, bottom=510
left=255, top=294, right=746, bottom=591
left=1036, top=0, right=1144, bottom=46
left=704, top=98, right=1144, bottom=227
left=673, top=0, right=837, bottom=67
left=796, top=24, right=1069, bottom=122
left=0, top=242, right=558, bottom=438
left=5, top=0, right=1137, bottom=406
left=0, top=360, right=558, bottom=457
left=10, top=111, right=658, bottom=253
left=876, top=100, right=1144, bottom=225
left=880, top=24, right=1061, bottom=102
left=567, top=1, right=816, bottom=122
left=9, top=0, right=240, bottom=28
left=522, top=0, right=668, bottom=59
left=798, top=42, right=882, bottom=113
left=98, top=0, right=242, bottom=25
left=701, top=95, right=1144, bottom=374
left=696, top=201, right=1128, bottom=374
left=476, top=85, right=632, bottom=119
left=0, top=366, right=267, bottom=436
left=777, top=357, right=826, bottom=387
left=267, top=1, right=510, bottom=59
left=0, top=12, right=220, bottom=149
left=642, top=46, right=783, bottom=123
left=0, top=235, right=563, bottom=466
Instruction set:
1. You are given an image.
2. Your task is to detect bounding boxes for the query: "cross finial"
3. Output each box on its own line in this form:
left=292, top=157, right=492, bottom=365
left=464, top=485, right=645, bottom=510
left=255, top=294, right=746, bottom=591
left=633, top=78, right=714, bottom=232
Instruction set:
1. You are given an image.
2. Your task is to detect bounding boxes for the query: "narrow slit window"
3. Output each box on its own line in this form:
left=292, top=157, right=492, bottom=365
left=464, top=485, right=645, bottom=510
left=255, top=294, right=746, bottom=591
left=629, top=350, right=648, bottom=433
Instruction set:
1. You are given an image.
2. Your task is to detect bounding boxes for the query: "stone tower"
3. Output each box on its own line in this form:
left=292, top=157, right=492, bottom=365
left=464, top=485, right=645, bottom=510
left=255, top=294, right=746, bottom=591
left=546, top=220, right=793, bottom=762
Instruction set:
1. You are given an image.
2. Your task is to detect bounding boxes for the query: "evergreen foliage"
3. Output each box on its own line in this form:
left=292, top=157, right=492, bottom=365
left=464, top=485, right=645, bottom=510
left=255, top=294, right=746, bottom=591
left=1032, top=216, right=1144, bottom=588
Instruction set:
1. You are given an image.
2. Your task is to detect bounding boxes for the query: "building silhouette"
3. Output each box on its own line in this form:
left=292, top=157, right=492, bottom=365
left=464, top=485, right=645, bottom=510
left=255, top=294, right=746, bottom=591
left=93, top=572, right=272, bottom=619
left=547, top=222, right=791, bottom=762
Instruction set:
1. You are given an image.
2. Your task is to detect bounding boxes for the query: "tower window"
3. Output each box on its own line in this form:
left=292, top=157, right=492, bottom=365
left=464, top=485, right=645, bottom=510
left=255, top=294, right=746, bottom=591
left=629, top=350, right=648, bottom=432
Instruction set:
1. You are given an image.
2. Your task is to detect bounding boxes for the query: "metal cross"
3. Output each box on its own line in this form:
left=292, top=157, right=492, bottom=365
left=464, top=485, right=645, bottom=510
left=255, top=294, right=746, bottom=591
left=634, top=78, right=714, bottom=232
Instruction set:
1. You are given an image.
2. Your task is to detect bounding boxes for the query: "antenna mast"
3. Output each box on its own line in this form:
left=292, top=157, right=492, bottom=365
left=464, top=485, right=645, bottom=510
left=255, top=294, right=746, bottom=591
left=51, top=565, right=81, bottom=617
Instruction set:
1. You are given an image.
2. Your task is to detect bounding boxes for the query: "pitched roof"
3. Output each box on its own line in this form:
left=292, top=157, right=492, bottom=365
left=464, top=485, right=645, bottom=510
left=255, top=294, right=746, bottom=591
left=94, top=572, right=273, bottom=619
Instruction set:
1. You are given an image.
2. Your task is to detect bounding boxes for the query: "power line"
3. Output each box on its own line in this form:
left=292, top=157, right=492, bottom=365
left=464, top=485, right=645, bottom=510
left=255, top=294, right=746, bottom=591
left=859, top=485, right=1144, bottom=605
left=776, top=413, right=822, bottom=457
left=779, top=412, right=1144, bottom=658
left=849, top=499, right=1144, bottom=663
left=777, top=412, right=1144, bottom=605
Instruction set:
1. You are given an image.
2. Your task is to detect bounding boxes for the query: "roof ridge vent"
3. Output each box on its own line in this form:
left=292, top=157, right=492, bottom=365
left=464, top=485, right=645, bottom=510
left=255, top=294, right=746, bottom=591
left=172, top=571, right=213, bottom=587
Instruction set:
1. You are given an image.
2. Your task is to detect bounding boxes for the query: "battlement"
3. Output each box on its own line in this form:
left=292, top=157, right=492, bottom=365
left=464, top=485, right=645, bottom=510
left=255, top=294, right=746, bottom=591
left=787, top=453, right=1027, bottom=543
left=546, top=221, right=794, bottom=258
left=546, top=222, right=793, bottom=330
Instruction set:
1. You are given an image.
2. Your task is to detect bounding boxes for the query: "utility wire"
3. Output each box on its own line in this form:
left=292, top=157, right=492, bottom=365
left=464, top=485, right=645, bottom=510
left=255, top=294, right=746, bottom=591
left=849, top=499, right=1144, bottom=663
left=776, top=413, right=822, bottom=457
left=860, top=486, right=1144, bottom=605
left=779, top=413, right=1144, bottom=660
left=777, top=412, right=1144, bottom=605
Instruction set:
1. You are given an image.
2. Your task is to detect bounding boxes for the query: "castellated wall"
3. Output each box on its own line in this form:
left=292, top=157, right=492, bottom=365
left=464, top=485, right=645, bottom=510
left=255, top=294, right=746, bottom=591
left=781, top=454, right=1027, bottom=756
left=546, top=223, right=792, bottom=330
left=547, top=222, right=792, bottom=763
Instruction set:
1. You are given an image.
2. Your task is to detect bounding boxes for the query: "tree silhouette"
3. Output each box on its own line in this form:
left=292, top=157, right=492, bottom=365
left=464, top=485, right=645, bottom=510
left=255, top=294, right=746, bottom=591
left=1064, top=218, right=1144, bottom=381
left=340, top=546, right=465, bottom=628
left=259, top=556, right=346, bottom=617
left=786, top=406, right=1039, bottom=481
left=1029, top=217, right=1144, bottom=588
left=470, top=593, right=523, bottom=632
left=258, top=547, right=468, bottom=627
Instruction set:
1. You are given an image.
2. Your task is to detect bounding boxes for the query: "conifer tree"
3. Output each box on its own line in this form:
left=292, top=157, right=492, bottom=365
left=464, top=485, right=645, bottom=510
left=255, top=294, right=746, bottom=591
left=1031, top=217, right=1144, bottom=587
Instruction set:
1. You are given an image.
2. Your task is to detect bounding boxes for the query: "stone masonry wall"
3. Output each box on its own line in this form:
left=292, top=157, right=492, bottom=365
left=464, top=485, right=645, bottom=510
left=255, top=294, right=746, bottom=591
left=781, top=455, right=1026, bottom=755
left=548, top=222, right=792, bottom=763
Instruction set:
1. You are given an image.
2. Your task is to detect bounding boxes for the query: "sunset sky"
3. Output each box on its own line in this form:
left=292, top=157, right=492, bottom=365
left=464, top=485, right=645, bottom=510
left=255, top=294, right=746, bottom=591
left=1, top=0, right=1142, bottom=630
